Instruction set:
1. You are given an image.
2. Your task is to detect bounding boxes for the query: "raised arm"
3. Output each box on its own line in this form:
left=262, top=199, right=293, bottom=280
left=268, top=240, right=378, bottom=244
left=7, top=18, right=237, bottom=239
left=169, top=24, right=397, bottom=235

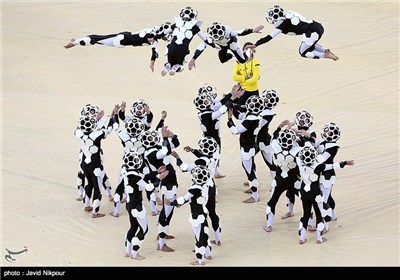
left=118, top=101, right=127, bottom=122
left=211, top=84, right=244, bottom=120
left=155, top=110, right=167, bottom=129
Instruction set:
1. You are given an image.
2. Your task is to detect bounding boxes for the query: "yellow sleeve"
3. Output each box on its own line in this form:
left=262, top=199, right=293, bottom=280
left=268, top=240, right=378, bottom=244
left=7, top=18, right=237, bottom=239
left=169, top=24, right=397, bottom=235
left=232, top=62, right=245, bottom=83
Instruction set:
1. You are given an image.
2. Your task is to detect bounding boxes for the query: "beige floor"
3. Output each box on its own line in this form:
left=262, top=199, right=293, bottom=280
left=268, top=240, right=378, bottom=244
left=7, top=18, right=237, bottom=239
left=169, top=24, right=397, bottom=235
left=1, top=1, right=399, bottom=267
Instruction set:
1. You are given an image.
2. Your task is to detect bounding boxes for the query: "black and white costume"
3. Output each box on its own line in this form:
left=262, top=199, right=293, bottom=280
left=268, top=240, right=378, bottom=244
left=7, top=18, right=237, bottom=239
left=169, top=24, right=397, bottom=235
left=195, top=84, right=236, bottom=176
left=161, top=7, right=215, bottom=75
left=285, top=110, right=316, bottom=217
left=265, top=128, right=301, bottom=230
left=255, top=5, right=328, bottom=59
left=75, top=114, right=114, bottom=216
left=296, top=145, right=350, bottom=243
left=192, top=22, right=254, bottom=64
left=121, top=151, right=159, bottom=259
left=118, top=99, right=154, bottom=131
left=76, top=104, right=113, bottom=201
left=194, top=89, right=234, bottom=149
left=174, top=136, right=222, bottom=245
left=171, top=165, right=212, bottom=265
left=256, top=90, right=279, bottom=180
left=317, top=122, right=342, bottom=230
left=227, top=96, right=264, bottom=202
left=67, top=23, right=172, bottom=62
left=140, top=129, right=180, bottom=250
left=110, top=115, right=148, bottom=217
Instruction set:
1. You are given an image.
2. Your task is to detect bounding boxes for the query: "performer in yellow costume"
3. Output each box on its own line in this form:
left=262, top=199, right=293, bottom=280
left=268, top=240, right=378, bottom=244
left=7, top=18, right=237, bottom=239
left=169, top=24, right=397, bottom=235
left=232, top=42, right=261, bottom=118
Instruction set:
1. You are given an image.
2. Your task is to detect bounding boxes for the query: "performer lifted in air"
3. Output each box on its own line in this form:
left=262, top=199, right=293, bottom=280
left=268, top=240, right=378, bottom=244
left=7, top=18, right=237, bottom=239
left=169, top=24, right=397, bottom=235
left=254, top=5, right=338, bottom=61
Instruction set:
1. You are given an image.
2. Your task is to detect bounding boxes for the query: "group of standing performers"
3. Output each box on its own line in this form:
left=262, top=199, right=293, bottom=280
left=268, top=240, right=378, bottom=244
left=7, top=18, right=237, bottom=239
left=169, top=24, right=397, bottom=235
left=71, top=4, right=353, bottom=265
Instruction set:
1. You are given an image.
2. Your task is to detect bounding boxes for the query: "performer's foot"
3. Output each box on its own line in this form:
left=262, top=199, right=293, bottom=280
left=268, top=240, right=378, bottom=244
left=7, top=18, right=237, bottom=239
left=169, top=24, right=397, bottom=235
left=322, top=228, right=329, bottom=234
left=161, top=64, right=171, bottom=76
left=108, top=195, right=114, bottom=201
left=121, top=197, right=126, bottom=203
left=281, top=212, right=294, bottom=219
left=243, top=181, right=249, bottom=186
left=151, top=210, right=159, bottom=216
left=307, top=225, right=316, bottom=232
left=131, top=254, right=145, bottom=260
left=76, top=195, right=84, bottom=201
left=263, top=226, right=272, bottom=232
left=243, top=197, right=260, bottom=203
left=156, top=234, right=175, bottom=240
left=109, top=211, right=119, bottom=218
left=317, top=237, right=327, bottom=244
left=156, top=197, right=163, bottom=206
left=243, top=188, right=252, bottom=194
left=191, top=261, right=205, bottom=266
left=299, top=239, right=307, bottom=245
left=92, top=213, right=105, bottom=218
left=157, top=244, right=175, bottom=252
left=210, top=240, right=221, bottom=246
left=324, top=49, right=339, bottom=61
left=205, top=255, right=212, bottom=260
left=84, top=206, right=93, bottom=212
left=169, top=64, right=183, bottom=76
left=214, top=173, right=226, bottom=179
left=63, top=39, right=75, bottom=49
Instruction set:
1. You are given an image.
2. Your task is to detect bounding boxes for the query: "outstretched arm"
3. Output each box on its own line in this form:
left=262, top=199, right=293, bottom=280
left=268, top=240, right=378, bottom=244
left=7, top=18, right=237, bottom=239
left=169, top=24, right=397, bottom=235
left=169, top=191, right=194, bottom=207
left=255, top=29, right=282, bottom=47
left=236, top=25, right=264, bottom=36
left=189, top=42, right=207, bottom=70
left=323, top=160, right=355, bottom=171
left=190, top=32, right=217, bottom=70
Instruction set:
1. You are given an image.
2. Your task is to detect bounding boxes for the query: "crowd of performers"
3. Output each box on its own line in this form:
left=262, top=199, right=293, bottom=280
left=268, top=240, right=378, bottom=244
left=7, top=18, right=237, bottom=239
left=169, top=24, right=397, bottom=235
left=71, top=5, right=351, bottom=266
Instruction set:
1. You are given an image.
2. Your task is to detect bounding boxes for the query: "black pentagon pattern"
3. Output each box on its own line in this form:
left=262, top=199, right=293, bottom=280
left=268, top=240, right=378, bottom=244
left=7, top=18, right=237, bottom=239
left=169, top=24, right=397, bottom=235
left=194, top=93, right=212, bottom=111
left=198, top=136, right=218, bottom=157
left=198, top=83, right=217, bottom=99
left=321, top=122, right=341, bottom=142
left=81, top=104, right=99, bottom=117
left=123, top=151, right=143, bottom=170
left=79, top=115, right=97, bottom=133
left=266, top=5, right=285, bottom=24
left=278, top=129, right=296, bottom=149
left=158, top=22, right=173, bottom=41
left=295, top=110, right=313, bottom=128
left=180, top=6, right=197, bottom=22
left=261, top=89, right=280, bottom=109
left=140, top=130, right=160, bottom=148
left=245, top=96, right=266, bottom=114
left=207, top=22, right=226, bottom=41
left=299, top=146, right=317, bottom=165
left=130, top=99, right=148, bottom=117
left=125, top=117, right=145, bottom=137
left=191, top=165, right=211, bottom=185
